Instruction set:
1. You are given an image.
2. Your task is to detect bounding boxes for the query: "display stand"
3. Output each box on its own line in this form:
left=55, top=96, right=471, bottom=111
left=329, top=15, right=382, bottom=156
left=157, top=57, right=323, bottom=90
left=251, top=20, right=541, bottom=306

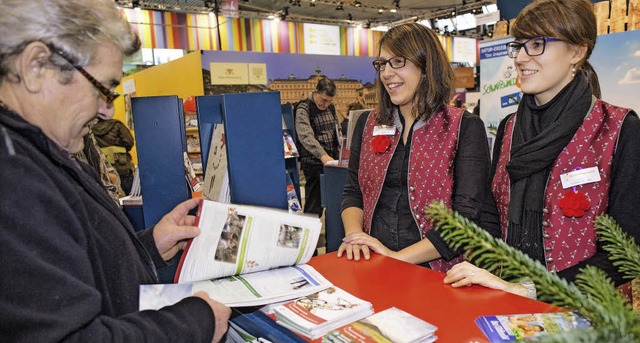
left=321, top=165, right=347, bottom=252
left=132, top=95, right=191, bottom=283
left=195, top=91, right=290, bottom=210
left=131, top=96, right=190, bottom=228
left=281, top=103, right=301, bottom=201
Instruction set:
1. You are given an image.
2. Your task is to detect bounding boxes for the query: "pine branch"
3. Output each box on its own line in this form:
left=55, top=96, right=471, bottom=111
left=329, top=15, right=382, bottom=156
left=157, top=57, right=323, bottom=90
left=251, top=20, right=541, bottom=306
left=424, top=201, right=640, bottom=340
left=573, top=266, right=640, bottom=336
left=594, top=215, right=640, bottom=279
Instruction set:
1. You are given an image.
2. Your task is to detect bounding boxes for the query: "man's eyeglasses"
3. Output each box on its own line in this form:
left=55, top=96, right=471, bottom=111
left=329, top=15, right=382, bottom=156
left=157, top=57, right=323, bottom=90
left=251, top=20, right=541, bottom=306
left=48, top=45, right=120, bottom=104
left=505, top=37, right=561, bottom=59
left=372, top=57, right=407, bottom=72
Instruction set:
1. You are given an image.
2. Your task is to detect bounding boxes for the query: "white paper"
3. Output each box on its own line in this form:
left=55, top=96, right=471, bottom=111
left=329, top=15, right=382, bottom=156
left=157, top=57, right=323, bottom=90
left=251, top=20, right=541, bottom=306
left=560, top=166, right=601, bottom=189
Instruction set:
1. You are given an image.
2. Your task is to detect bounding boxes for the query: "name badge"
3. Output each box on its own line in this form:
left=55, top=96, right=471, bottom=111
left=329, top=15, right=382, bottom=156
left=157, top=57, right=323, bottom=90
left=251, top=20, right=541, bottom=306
left=373, top=125, right=396, bottom=136
left=560, top=166, right=601, bottom=189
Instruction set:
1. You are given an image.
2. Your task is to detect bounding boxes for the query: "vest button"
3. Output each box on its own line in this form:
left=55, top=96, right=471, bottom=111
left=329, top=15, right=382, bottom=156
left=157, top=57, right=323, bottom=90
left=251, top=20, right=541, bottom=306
left=420, top=223, right=425, bottom=229
left=543, top=233, right=550, bottom=239
left=545, top=247, right=552, bottom=252
left=415, top=214, right=420, bottom=220
left=542, top=221, right=550, bottom=227
left=413, top=205, right=418, bottom=211
left=546, top=257, right=554, bottom=263
left=542, top=207, right=549, bottom=214
left=409, top=186, right=415, bottom=192
left=410, top=196, right=415, bottom=201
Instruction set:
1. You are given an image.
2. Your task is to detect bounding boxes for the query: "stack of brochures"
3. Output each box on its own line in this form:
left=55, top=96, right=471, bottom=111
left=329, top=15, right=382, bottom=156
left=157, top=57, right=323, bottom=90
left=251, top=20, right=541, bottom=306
left=273, top=286, right=374, bottom=340
left=226, top=310, right=306, bottom=343
left=475, top=312, right=591, bottom=342
left=138, top=200, right=330, bottom=309
left=323, top=307, right=438, bottom=343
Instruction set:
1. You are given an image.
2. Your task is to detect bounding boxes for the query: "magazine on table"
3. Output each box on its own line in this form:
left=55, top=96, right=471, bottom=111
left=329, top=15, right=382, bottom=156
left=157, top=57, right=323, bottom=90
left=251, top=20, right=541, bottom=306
left=140, top=264, right=331, bottom=308
left=139, top=199, right=326, bottom=308
left=273, top=286, right=374, bottom=340
left=475, top=312, right=591, bottom=342
left=323, top=307, right=437, bottom=343
left=225, top=309, right=307, bottom=343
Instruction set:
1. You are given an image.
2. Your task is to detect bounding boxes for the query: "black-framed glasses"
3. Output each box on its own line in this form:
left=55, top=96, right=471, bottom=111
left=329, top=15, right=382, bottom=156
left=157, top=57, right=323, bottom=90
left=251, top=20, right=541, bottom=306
left=372, top=56, right=407, bottom=72
left=505, top=37, right=561, bottom=58
left=48, top=45, right=120, bottom=104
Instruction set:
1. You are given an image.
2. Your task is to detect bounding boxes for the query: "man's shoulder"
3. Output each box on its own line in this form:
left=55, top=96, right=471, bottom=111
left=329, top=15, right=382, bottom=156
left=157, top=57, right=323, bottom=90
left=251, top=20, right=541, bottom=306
left=295, top=98, right=311, bottom=111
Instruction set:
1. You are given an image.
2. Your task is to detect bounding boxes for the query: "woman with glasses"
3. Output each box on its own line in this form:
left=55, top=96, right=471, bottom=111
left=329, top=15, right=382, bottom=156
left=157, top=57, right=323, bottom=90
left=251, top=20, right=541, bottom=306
left=0, top=0, right=230, bottom=341
left=337, top=22, right=492, bottom=272
left=444, top=0, right=640, bottom=298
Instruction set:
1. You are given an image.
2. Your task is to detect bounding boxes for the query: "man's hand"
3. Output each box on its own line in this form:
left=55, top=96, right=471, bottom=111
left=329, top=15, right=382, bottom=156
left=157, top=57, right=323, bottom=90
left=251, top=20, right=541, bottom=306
left=193, top=291, right=231, bottom=343
left=153, top=198, right=201, bottom=261
left=320, top=154, right=334, bottom=164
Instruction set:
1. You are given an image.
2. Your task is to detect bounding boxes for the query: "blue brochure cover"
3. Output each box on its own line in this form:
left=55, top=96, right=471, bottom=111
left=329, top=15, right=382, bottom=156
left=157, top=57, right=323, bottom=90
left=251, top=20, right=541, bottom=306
left=231, top=310, right=307, bottom=343
left=475, top=312, right=591, bottom=342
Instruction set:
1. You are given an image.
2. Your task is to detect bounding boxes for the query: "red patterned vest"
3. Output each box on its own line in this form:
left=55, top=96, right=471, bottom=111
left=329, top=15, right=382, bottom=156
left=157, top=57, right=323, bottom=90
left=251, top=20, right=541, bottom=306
left=359, top=106, right=465, bottom=272
left=492, top=100, right=630, bottom=272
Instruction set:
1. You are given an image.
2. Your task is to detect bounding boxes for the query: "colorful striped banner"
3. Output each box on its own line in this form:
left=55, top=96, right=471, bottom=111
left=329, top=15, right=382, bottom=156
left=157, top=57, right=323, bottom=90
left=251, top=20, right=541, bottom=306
left=119, top=8, right=439, bottom=57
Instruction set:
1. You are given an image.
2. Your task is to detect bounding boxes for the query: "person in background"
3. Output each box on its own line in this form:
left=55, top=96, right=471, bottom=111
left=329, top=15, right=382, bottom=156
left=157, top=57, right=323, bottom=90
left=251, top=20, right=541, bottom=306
left=337, top=23, right=491, bottom=273
left=444, top=0, right=640, bottom=299
left=73, top=131, right=126, bottom=205
left=341, top=101, right=365, bottom=137
left=0, top=0, right=230, bottom=341
left=295, top=77, right=340, bottom=217
left=92, top=117, right=136, bottom=194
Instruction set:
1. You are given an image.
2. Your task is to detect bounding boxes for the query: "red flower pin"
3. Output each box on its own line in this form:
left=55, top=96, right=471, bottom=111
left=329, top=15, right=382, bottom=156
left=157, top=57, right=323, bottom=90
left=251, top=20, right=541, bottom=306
left=558, top=190, right=591, bottom=217
left=372, top=135, right=391, bottom=154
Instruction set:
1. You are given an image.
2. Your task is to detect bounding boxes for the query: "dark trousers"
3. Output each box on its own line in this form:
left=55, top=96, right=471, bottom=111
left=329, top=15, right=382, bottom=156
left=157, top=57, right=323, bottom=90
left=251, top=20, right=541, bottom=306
left=301, top=164, right=324, bottom=218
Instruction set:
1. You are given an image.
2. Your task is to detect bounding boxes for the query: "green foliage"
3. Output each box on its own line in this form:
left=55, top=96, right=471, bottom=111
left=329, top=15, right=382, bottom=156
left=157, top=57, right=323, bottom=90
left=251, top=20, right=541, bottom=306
left=424, top=201, right=640, bottom=342
left=595, top=215, right=640, bottom=278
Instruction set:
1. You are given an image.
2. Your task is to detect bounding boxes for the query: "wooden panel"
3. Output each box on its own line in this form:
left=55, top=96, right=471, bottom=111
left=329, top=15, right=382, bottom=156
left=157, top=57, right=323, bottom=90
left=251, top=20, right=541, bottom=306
left=594, top=1, right=611, bottom=35
left=610, top=0, right=628, bottom=33
left=629, top=0, right=640, bottom=31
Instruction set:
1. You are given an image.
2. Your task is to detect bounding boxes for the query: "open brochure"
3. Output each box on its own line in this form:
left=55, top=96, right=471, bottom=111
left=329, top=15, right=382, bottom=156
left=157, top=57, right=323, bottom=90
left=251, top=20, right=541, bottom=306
left=274, top=286, right=374, bottom=340
left=139, top=199, right=326, bottom=308
left=175, top=199, right=321, bottom=283
left=475, top=312, right=591, bottom=342
left=323, top=307, right=437, bottom=343
left=140, top=264, right=332, bottom=308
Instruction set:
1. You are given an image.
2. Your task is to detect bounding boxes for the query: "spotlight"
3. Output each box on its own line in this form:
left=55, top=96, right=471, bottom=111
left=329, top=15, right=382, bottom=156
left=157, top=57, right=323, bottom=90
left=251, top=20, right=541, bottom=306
left=378, top=8, right=384, bottom=14
left=353, top=0, right=362, bottom=7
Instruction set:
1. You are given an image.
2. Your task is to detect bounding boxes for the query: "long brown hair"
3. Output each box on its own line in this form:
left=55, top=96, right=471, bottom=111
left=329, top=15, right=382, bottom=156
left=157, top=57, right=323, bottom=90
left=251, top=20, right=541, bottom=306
left=375, top=23, right=454, bottom=125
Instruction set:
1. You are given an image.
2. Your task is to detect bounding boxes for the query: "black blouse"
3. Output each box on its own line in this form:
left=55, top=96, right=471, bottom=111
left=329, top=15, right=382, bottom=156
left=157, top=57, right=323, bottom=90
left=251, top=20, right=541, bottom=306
left=341, top=110, right=492, bottom=264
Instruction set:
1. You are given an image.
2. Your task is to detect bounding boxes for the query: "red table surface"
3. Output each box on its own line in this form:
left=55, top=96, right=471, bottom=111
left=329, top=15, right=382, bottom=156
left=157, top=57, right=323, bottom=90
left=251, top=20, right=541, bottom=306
left=306, top=253, right=561, bottom=343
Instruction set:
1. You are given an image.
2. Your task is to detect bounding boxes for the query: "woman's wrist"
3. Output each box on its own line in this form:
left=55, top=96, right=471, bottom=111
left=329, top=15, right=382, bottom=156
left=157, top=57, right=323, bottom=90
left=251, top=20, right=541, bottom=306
left=504, top=279, right=537, bottom=299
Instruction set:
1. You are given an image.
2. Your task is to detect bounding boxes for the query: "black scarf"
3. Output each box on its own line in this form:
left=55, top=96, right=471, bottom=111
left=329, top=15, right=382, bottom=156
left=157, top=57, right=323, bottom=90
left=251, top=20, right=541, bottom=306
left=505, top=72, right=592, bottom=263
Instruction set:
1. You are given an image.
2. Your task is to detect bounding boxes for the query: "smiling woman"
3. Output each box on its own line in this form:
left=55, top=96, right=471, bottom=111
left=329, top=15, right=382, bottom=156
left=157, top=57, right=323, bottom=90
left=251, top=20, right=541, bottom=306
left=443, top=0, right=640, bottom=301
left=0, top=0, right=231, bottom=342
left=338, top=23, right=492, bottom=273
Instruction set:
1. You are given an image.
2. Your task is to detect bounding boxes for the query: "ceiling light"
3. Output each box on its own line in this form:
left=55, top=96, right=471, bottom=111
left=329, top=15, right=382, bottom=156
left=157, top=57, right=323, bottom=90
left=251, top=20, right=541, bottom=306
left=378, top=8, right=384, bottom=14
left=353, top=1, right=362, bottom=7
left=390, top=8, right=397, bottom=13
